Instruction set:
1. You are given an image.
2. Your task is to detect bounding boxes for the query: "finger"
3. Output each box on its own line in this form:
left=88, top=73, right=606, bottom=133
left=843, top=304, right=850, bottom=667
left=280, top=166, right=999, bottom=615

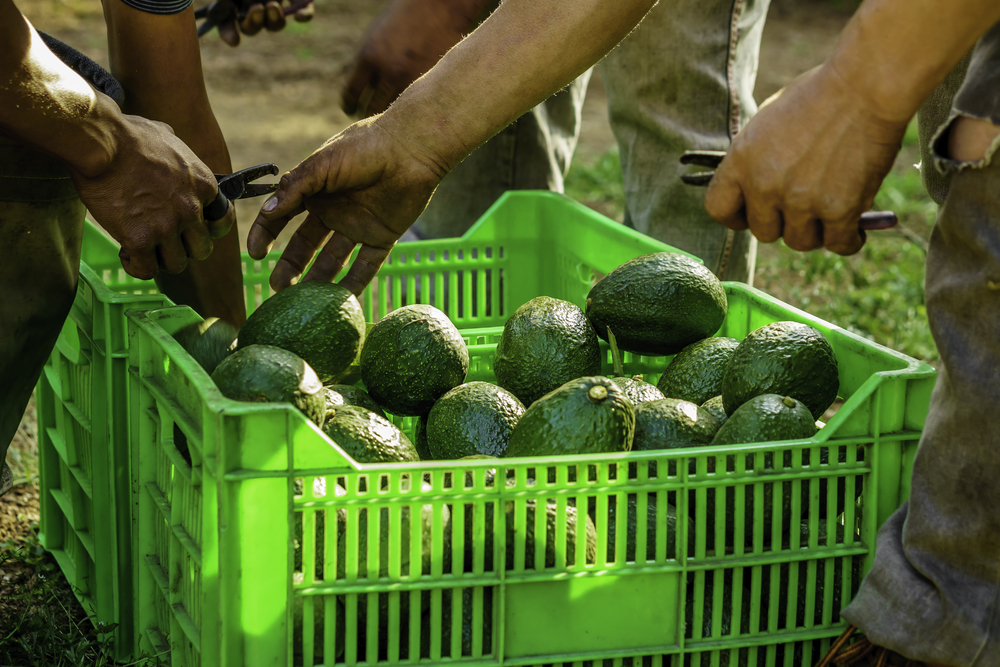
left=302, top=230, right=359, bottom=284
left=247, top=172, right=312, bottom=258
left=341, top=59, right=375, bottom=116
left=239, top=4, right=265, bottom=35
left=704, top=166, right=749, bottom=231
left=293, top=3, right=313, bottom=21
left=218, top=19, right=241, bottom=46
left=781, top=209, right=824, bottom=252
left=181, top=223, right=215, bottom=261
left=822, top=213, right=866, bottom=256
left=264, top=0, right=286, bottom=30
left=206, top=200, right=236, bottom=240
left=269, top=213, right=333, bottom=289
left=156, top=236, right=190, bottom=275
left=248, top=213, right=290, bottom=259
left=338, top=243, right=391, bottom=296
left=744, top=199, right=784, bottom=244
left=120, top=247, right=158, bottom=281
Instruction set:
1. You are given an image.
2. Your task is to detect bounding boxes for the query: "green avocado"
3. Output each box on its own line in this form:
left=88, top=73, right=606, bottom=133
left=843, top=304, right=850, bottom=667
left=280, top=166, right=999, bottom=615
left=211, top=344, right=325, bottom=426
left=324, top=384, right=386, bottom=420
left=610, top=375, right=666, bottom=406
left=505, top=376, right=635, bottom=458
left=721, top=321, right=839, bottom=419
left=413, top=414, right=432, bottom=460
left=237, top=281, right=365, bottom=384
left=322, top=404, right=420, bottom=464
left=657, top=336, right=740, bottom=405
left=585, top=252, right=727, bottom=356
left=493, top=296, right=602, bottom=407
left=710, top=394, right=818, bottom=548
left=633, top=398, right=722, bottom=453
left=630, top=398, right=721, bottom=480
left=711, top=394, right=818, bottom=446
left=426, top=382, right=525, bottom=459
left=174, top=316, right=239, bottom=376
left=360, top=304, right=469, bottom=417
left=700, top=395, right=728, bottom=426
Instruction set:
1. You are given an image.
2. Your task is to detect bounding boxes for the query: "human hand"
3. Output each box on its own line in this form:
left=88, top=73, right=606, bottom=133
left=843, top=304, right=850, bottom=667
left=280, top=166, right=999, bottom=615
left=341, top=0, right=484, bottom=117
left=703, top=64, right=908, bottom=255
left=216, top=0, right=314, bottom=47
left=69, top=114, right=235, bottom=280
left=247, top=117, right=446, bottom=295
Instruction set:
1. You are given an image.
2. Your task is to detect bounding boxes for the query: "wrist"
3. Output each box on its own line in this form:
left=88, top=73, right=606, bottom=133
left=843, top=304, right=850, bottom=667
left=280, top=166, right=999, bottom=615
left=60, top=93, right=129, bottom=179
left=377, top=95, right=470, bottom=179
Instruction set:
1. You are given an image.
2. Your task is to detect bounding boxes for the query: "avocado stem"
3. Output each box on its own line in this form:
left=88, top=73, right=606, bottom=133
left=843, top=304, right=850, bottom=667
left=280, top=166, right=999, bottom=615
left=607, top=326, right=625, bottom=377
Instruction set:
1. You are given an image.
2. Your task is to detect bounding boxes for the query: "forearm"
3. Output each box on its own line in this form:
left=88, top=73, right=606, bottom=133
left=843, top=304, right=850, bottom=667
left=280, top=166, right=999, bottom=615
left=0, top=3, right=124, bottom=177
left=380, top=0, right=656, bottom=172
left=105, top=3, right=232, bottom=173
left=829, top=0, right=1000, bottom=125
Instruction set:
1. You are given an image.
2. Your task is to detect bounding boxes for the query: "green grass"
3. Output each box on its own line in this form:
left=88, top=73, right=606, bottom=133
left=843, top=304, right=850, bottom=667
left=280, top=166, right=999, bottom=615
left=563, top=121, right=939, bottom=364
left=0, top=531, right=127, bottom=666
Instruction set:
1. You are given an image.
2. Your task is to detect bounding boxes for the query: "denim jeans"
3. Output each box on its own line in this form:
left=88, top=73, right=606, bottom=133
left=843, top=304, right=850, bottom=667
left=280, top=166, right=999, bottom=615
left=410, top=0, right=771, bottom=283
left=841, top=20, right=1000, bottom=666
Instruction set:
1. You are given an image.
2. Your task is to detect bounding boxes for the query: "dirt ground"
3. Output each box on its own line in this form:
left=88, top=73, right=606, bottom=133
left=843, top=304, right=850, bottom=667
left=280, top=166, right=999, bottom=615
left=0, top=0, right=858, bottom=654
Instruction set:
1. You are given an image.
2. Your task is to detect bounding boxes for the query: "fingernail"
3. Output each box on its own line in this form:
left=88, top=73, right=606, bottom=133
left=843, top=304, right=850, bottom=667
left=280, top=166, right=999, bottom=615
left=262, top=196, right=278, bottom=213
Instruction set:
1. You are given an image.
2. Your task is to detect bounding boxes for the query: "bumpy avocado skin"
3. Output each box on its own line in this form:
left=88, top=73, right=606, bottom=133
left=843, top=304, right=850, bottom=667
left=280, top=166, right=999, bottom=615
left=325, top=384, right=386, bottom=419
left=426, top=381, right=525, bottom=459
left=211, top=344, right=325, bottom=425
left=585, top=252, right=728, bottom=356
left=632, top=398, right=722, bottom=453
left=721, top=321, right=839, bottom=419
left=174, top=317, right=239, bottom=376
left=492, top=296, right=602, bottom=407
left=322, top=404, right=420, bottom=464
left=237, top=281, right=366, bottom=384
left=701, top=395, right=729, bottom=426
left=360, top=304, right=469, bottom=417
left=505, top=376, right=635, bottom=458
left=657, top=336, right=740, bottom=405
left=711, top=394, right=818, bottom=446
left=611, top=375, right=665, bottom=406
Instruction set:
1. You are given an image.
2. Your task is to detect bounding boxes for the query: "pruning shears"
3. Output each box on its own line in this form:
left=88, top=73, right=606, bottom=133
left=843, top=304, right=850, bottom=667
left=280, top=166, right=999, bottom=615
left=204, top=163, right=280, bottom=222
left=679, top=149, right=898, bottom=231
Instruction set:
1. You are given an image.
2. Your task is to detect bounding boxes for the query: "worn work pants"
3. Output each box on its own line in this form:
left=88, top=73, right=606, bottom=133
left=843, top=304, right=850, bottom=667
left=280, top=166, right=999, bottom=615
left=0, top=138, right=85, bottom=480
left=841, top=21, right=1000, bottom=667
left=410, top=0, right=769, bottom=283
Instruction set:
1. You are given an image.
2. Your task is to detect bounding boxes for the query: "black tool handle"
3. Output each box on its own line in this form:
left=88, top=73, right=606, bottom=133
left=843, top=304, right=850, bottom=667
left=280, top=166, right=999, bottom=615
left=204, top=190, right=230, bottom=222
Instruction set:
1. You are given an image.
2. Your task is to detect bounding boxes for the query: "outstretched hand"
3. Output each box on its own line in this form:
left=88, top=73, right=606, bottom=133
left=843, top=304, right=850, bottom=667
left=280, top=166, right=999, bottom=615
left=70, top=114, right=235, bottom=280
left=247, top=117, right=446, bottom=295
left=703, top=64, right=908, bottom=255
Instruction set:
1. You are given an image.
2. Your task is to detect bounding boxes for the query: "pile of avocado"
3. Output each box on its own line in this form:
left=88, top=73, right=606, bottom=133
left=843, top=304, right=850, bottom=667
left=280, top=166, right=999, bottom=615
left=173, top=252, right=852, bottom=662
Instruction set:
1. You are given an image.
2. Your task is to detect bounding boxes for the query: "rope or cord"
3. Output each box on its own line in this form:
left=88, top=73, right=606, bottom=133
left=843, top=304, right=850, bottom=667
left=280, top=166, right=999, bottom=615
left=814, top=625, right=932, bottom=667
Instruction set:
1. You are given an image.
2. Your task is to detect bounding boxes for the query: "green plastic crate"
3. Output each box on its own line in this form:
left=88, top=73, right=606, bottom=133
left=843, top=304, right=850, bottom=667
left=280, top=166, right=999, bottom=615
left=36, top=222, right=168, bottom=660
left=119, top=192, right=935, bottom=666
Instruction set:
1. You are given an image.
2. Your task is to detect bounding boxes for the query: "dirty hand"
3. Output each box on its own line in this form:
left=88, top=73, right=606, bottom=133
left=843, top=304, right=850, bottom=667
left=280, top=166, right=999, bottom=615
left=217, top=0, right=314, bottom=47
left=703, top=63, right=907, bottom=255
left=69, top=114, right=235, bottom=280
left=341, top=0, right=484, bottom=117
left=247, top=117, right=446, bottom=295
